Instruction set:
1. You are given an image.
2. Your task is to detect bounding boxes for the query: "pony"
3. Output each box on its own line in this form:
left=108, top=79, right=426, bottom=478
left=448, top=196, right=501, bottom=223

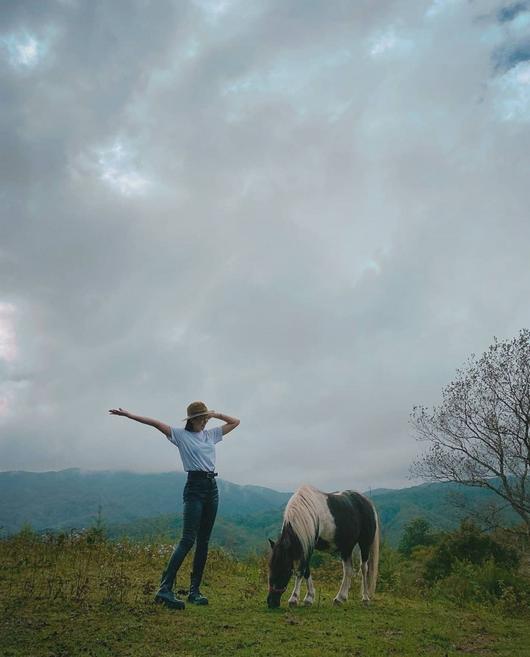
left=267, top=485, right=380, bottom=609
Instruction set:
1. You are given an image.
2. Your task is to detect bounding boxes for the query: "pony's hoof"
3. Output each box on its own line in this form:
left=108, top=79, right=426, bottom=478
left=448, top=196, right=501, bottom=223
left=333, top=597, right=344, bottom=606
left=362, top=598, right=370, bottom=607
left=288, top=599, right=298, bottom=607
left=303, top=599, right=314, bottom=606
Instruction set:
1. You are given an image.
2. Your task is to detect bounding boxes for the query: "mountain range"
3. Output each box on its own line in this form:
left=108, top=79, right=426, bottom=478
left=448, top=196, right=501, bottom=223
left=0, top=469, right=520, bottom=552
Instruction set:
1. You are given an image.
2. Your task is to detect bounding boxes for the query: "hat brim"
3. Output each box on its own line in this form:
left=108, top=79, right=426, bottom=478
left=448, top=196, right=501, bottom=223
left=182, top=411, right=210, bottom=421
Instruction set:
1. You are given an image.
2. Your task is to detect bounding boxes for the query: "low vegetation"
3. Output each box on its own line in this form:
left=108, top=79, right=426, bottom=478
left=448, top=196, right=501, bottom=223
left=1, top=520, right=529, bottom=657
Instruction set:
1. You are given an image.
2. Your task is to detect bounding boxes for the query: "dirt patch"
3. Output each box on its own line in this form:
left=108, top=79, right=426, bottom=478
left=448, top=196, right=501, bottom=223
left=455, top=632, right=496, bottom=654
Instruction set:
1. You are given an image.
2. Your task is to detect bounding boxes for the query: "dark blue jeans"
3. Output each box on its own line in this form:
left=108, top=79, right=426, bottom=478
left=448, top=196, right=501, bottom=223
left=159, top=477, right=219, bottom=592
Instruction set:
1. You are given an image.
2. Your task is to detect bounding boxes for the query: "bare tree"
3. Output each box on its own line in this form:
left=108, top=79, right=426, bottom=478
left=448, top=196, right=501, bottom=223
left=411, top=329, right=530, bottom=533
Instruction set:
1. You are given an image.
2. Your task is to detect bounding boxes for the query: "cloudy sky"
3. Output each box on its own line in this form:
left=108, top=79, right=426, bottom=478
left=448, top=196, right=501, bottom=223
left=1, top=0, right=530, bottom=493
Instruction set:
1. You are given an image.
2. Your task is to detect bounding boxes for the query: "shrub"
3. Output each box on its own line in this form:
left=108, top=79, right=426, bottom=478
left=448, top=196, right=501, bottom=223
left=398, top=518, right=435, bottom=557
left=82, top=526, right=107, bottom=545
left=376, top=543, right=403, bottom=592
left=431, top=558, right=530, bottom=610
left=424, top=521, right=519, bottom=583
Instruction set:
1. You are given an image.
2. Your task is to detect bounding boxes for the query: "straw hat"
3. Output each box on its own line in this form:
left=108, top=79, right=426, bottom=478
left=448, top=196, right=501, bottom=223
left=182, top=401, right=210, bottom=421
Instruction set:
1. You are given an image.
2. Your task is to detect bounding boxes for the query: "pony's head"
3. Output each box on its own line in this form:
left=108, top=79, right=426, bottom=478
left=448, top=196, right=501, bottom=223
left=267, top=524, right=302, bottom=608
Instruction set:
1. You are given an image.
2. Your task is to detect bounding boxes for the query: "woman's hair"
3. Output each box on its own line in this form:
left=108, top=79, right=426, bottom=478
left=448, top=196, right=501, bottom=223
left=185, top=415, right=207, bottom=432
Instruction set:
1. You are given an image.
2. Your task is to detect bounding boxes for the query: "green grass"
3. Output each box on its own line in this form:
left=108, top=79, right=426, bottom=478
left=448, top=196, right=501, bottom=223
left=1, top=532, right=529, bottom=657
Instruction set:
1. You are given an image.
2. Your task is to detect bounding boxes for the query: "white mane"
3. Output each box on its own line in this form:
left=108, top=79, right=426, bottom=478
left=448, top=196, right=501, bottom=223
left=283, top=484, right=328, bottom=559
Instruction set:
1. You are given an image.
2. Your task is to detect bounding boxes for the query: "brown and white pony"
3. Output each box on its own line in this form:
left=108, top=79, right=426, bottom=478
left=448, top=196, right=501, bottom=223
left=267, top=485, right=380, bottom=608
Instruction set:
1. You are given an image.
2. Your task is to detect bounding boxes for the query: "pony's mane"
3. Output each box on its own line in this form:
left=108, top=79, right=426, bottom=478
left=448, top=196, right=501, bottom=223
left=283, top=485, right=324, bottom=559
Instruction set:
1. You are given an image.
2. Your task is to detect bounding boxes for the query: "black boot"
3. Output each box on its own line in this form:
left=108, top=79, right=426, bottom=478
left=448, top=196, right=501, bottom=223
left=187, top=588, right=208, bottom=605
left=188, top=575, right=208, bottom=605
left=154, top=588, right=185, bottom=610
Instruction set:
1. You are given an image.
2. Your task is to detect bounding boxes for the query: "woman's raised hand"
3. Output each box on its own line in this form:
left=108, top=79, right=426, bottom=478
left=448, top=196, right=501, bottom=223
left=109, top=407, right=130, bottom=417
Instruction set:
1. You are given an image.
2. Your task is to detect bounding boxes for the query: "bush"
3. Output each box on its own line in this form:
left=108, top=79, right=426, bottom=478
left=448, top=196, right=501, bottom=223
left=424, top=521, right=520, bottom=583
left=82, top=526, right=107, bottom=545
left=432, top=558, right=530, bottom=610
left=398, top=518, right=436, bottom=557
left=376, top=543, right=404, bottom=592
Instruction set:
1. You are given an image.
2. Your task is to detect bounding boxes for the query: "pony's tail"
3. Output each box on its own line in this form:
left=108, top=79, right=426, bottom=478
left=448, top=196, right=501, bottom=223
left=367, top=500, right=380, bottom=598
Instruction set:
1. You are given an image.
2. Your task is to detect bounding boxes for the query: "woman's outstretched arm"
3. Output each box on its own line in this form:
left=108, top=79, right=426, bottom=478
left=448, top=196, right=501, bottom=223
left=109, top=408, right=171, bottom=438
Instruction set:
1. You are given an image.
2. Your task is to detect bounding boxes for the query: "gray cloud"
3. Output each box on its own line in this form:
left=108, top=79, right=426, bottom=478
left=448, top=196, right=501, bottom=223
left=497, top=3, right=529, bottom=23
left=493, top=40, right=530, bottom=70
left=1, top=0, right=530, bottom=493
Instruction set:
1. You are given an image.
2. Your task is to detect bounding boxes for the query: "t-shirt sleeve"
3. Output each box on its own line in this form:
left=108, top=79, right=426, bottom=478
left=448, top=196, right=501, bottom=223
left=168, top=427, right=184, bottom=447
left=208, top=426, right=223, bottom=444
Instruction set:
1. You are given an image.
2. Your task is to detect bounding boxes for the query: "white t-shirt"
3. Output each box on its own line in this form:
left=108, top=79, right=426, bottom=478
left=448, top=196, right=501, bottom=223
left=168, top=426, right=223, bottom=472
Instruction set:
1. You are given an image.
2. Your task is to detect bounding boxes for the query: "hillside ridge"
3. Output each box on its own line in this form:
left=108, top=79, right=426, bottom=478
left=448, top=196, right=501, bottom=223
left=0, top=469, right=520, bottom=549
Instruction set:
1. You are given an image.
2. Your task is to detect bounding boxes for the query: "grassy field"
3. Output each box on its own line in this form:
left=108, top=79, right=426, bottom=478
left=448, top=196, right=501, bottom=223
left=1, top=530, right=529, bottom=657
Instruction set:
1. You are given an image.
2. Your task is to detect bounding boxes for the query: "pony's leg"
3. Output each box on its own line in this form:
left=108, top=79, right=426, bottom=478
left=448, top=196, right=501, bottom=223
left=288, top=574, right=303, bottom=607
left=303, top=574, right=315, bottom=606
left=359, top=540, right=373, bottom=604
left=333, top=556, right=353, bottom=605
left=360, top=560, right=370, bottom=604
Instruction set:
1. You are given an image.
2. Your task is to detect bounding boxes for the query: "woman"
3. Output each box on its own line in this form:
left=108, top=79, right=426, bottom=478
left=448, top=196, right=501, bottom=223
left=109, top=401, right=240, bottom=609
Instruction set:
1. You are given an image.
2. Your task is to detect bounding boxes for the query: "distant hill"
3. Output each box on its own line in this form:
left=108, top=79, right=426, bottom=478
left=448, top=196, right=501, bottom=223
left=0, top=468, right=291, bottom=535
left=370, top=481, right=520, bottom=544
left=104, top=508, right=285, bottom=557
left=0, top=469, right=521, bottom=551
